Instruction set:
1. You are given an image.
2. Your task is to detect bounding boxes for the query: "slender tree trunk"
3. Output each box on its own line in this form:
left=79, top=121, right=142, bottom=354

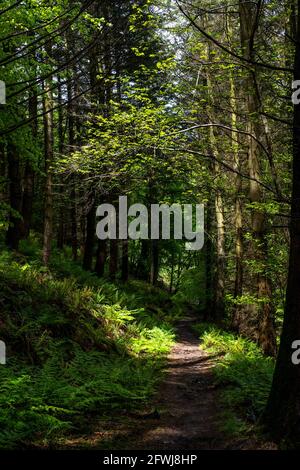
left=82, top=15, right=101, bottom=271
left=228, top=55, right=244, bottom=328
left=6, top=143, right=22, bottom=250
left=121, top=239, right=129, bottom=282
left=228, top=67, right=243, bottom=300
left=95, top=239, right=107, bottom=277
left=21, top=88, right=37, bottom=239
left=239, top=0, right=276, bottom=355
left=136, top=240, right=149, bottom=280
left=213, top=185, right=225, bottom=319
left=83, top=196, right=95, bottom=271
left=204, top=199, right=214, bottom=319
left=67, top=79, right=78, bottom=261
left=109, top=239, right=118, bottom=280
left=57, top=76, right=65, bottom=250
left=150, top=239, right=159, bottom=285
left=70, top=185, right=78, bottom=261
left=206, top=57, right=226, bottom=319
left=263, top=0, right=300, bottom=444
left=0, top=143, right=6, bottom=205
left=169, top=251, right=175, bottom=293
left=42, top=82, right=54, bottom=265
left=21, top=165, right=34, bottom=240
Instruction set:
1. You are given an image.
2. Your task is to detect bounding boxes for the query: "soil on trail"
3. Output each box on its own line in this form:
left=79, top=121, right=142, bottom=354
left=129, top=316, right=225, bottom=450
left=60, top=317, right=277, bottom=450
left=62, top=316, right=226, bottom=450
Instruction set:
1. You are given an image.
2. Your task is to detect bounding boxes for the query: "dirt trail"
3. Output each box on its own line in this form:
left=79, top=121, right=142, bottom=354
left=61, top=316, right=276, bottom=451
left=128, top=316, right=224, bottom=450
left=62, top=316, right=224, bottom=450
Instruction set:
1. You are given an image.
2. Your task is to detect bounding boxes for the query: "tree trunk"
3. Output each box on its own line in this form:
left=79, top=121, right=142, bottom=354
left=228, top=48, right=244, bottom=328
left=0, top=143, right=6, bottom=206
left=6, top=143, right=22, bottom=250
left=67, top=79, right=78, bottom=261
left=56, top=76, right=65, bottom=250
left=109, top=239, right=118, bottom=280
left=42, top=82, right=54, bottom=265
left=83, top=196, right=95, bottom=271
left=121, top=239, right=129, bottom=282
left=263, top=0, right=300, bottom=445
left=95, top=239, right=107, bottom=277
left=206, top=56, right=226, bottom=320
left=204, top=199, right=214, bottom=319
left=228, top=62, right=243, bottom=300
left=20, top=88, right=37, bottom=239
left=239, top=0, right=276, bottom=356
left=213, top=187, right=225, bottom=319
left=136, top=240, right=149, bottom=280
left=150, top=239, right=159, bottom=285
left=169, top=251, right=175, bottom=293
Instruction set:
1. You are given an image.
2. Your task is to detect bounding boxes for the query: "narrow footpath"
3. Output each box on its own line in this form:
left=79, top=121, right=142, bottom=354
left=62, top=317, right=225, bottom=450
left=62, top=317, right=273, bottom=450
left=129, top=316, right=224, bottom=450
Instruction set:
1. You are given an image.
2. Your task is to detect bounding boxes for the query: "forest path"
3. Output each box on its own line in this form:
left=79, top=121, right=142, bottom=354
left=124, top=315, right=225, bottom=450
left=61, top=316, right=227, bottom=450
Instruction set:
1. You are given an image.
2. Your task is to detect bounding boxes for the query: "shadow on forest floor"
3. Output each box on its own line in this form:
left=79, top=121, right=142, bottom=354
left=59, top=317, right=229, bottom=450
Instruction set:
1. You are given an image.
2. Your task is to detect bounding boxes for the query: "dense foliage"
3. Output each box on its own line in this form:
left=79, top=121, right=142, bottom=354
left=0, top=238, right=180, bottom=449
left=194, top=323, right=274, bottom=437
left=1, top=0, right=300, bottom=450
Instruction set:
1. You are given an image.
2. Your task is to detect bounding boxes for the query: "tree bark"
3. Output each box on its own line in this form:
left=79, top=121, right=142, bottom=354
left=121, top=239, right=129, bottom=282
left=150, top=239, right=159, bottom=286
left=83, top=196, right=95, bottom=271
left=42, top=82, right=54, bottom=265
left=205, top=53, right=226, bottom=320
left=109, top=239, right=118, bottom=280
left=67, top=79, right=78, bottom=261
left=95, top=239, right=107, bottom=277
left=239, top=0, right=276, bottom=356
left=56, top=76, right=65, bottom=250
left=5, top=143, right=22, bottom=250
left=136, top=240, right=149, bottom=281
left=213, top=185, right=225, bottom=319
left=20, top=88, right=37, bottom=239
left=263, top=0, right=300, bottom=445
left=228, top=58, right=243, bottom=300
left=204, top=199, right=214, bottom=319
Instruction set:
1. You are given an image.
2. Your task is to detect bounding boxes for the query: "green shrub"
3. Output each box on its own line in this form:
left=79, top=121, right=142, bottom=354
left=194, top=323, right=274, bottom=435
left=0, top=247, right=180, bottom=449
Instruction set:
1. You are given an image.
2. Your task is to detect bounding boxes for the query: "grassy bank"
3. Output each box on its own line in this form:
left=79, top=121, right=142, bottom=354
left=0, top=241, right=181, bottom=449
left=194, top=324, right=274, bottom=437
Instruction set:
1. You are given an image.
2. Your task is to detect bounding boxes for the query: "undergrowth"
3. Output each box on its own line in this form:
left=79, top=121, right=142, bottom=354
left=0, top=239, right=181, bottom=449
left=194, top=323, right=274, bottom=437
